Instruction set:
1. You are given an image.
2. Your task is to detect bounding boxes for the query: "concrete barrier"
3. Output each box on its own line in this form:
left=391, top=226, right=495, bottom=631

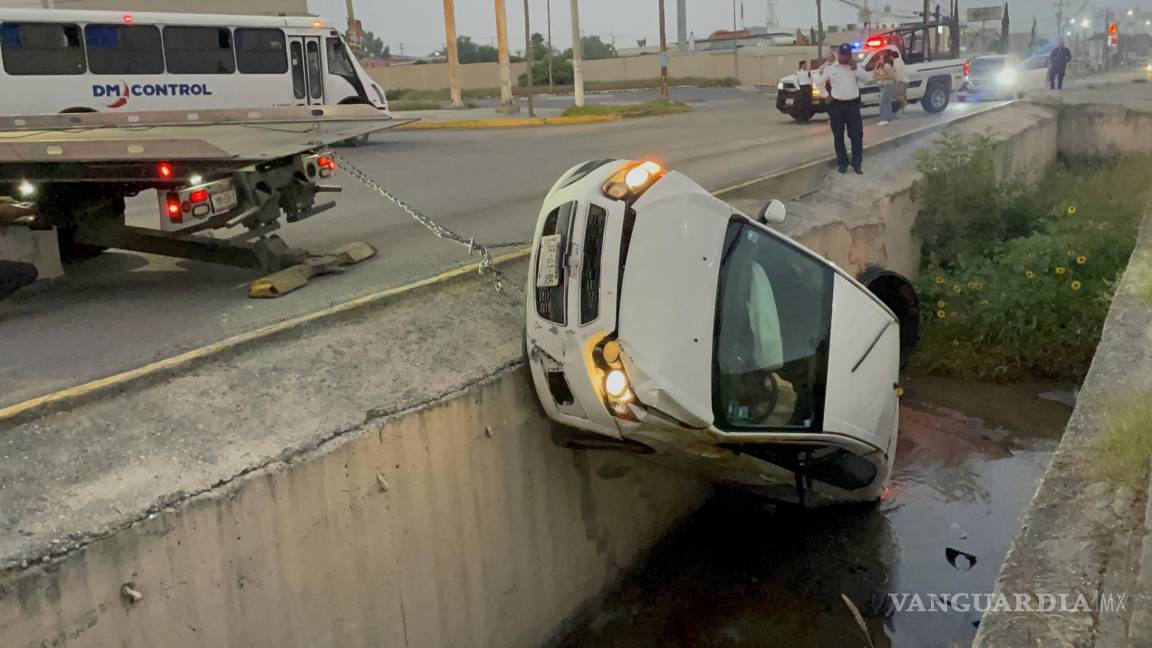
left=0, top=258, right=708, bottom=648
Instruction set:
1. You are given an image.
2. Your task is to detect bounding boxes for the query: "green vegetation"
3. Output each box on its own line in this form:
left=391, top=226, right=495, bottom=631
left=388, top=77, right=738, bottom=103
left=1092, top=394, right=1152, bottom=487
left=911, top=134, right=1152, bottom=382
left=560, top=98, right=691, bottom=118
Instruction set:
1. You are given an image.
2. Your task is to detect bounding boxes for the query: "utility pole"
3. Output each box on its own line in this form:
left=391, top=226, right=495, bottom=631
left=570, top=0, right=585, bottom=107
left=677, top=0, right=688, bottom=52
left=658, top=0, right=669, bottom=99
left=524, top=0, right=535, bottom=117
left=546, top=0, right=554, bottom=89
left=816, top=0, right=825, bottom=57
left=442, top=0, right=463, bottom=107
left=1056, top=0, right=1065, bottom=42
left=494, top=0, right=518, bottom=112
left=732, top=0, right=739, bottom=83
left=923, top=0, right=930, bottom=60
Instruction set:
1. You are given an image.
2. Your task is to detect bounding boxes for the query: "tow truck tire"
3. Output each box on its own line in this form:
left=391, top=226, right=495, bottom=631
left=857, top=266, right=920, bottom=368
left=56, top=226, right=107, bottom=263
left=921, top=81, right=950, bottom=114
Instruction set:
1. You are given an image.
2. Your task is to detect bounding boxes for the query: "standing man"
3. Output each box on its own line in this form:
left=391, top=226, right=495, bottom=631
left=1049, top=41, right=1072, bottom=90
left=891, top=49, right=909, bottom=116
left=814, top=43, right=871, bottom=174
left=795, top=60, right=814, bottom=124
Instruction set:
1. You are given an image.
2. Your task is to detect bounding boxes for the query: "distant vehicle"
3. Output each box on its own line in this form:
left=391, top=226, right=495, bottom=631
left=957, top=54, right=1048, bottom=101
left=525, top=159, right=919, bottom=506
left=0, top=9, right=389, bottom=116
left=776, top=23, right=966, bottom=121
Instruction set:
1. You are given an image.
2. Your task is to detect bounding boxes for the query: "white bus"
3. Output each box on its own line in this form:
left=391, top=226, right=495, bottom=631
left=0, top=9, right=389, bottom=116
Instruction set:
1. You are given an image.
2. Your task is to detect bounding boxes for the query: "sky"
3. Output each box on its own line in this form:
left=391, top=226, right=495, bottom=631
left=306, top=0, right=1152, bottom=57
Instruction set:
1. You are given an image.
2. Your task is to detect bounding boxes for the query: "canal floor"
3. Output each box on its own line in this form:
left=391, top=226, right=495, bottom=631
left=555, top=374, right=1074, bottom=648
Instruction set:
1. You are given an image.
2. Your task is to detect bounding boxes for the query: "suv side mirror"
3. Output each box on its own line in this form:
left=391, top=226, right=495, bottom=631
left=756, top=199, right=787, bottom=225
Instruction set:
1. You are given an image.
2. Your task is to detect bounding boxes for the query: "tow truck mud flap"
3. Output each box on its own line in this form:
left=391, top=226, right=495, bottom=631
left=248, top=241, right=376, bottom=298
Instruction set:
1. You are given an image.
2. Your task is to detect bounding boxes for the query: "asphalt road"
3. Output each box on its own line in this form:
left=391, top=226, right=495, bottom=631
left=0, top=88, right=1004, bottom=407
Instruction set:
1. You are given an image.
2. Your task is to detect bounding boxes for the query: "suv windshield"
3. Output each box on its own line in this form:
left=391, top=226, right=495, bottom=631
left=713, top=220, right=833, bottom=432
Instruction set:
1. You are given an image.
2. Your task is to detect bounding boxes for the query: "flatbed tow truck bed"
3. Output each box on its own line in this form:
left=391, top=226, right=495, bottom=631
left=0, top=105, right=411, bottom=297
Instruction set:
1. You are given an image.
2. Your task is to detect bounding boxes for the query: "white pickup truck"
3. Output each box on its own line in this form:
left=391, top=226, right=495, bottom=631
left=776, top=25, right=966, bottom=122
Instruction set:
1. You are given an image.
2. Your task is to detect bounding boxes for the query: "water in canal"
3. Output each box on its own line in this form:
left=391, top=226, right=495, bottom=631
left=556, top=373, right=1074, bottom=648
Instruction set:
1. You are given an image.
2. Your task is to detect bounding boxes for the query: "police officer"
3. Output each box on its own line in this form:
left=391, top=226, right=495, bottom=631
left=815, top=43, right=872, bottom=174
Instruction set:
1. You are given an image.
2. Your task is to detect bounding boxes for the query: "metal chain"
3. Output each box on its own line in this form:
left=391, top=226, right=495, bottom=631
left=312, top=142, right=531, bottom=294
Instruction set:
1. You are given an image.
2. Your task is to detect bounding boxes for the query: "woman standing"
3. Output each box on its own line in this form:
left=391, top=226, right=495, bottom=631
left=874, top=51, right=895, bottom=125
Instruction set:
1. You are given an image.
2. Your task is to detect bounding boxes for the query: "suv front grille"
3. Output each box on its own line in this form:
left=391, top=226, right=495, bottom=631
left=580, top=205, right=607, bottom=325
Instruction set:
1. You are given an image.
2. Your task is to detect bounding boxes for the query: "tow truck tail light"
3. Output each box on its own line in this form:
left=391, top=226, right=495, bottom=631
left=158, top=162, right=173, bottom=179
left=317, top=156, right=336, bottom=178
left=189, top=189, right=208, bottom=204
left=165, top=192, right=182, bottom=223
left=963, top=61, right=971, bottom=77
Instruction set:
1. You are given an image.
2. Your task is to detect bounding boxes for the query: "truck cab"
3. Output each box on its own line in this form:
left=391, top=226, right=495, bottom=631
left=776, top=23, right=965, bottom=121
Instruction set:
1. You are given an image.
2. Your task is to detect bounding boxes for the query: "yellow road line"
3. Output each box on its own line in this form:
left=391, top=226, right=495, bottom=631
left=400, top=114, right=623, bottom=130
left=0, top=248, right=532, bottom=424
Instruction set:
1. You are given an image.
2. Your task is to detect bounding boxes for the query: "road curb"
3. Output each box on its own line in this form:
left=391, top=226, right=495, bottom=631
left=399, top=114, right=623, bottom=130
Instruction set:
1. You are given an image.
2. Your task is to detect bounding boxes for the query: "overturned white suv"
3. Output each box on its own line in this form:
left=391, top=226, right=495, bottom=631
left=525, top=159, right=910, bottom=506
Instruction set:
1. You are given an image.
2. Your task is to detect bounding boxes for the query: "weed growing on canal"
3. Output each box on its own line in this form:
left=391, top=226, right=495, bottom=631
left=1093, top=394, right=1152, bottom=487
left=911, top=138, right=1152, bottom=382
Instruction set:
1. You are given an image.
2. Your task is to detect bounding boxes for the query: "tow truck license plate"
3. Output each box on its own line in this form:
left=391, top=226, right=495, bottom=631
left=211, top=186, right=239, bottom=213
left=537, top=234, right=562, bottom=288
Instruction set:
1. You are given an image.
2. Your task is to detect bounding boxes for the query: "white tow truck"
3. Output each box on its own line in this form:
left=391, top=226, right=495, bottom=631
left=0, top=105, right=405, bottom=298
left=525, top=159, right=920, bottom=507
left=776, top=22, right=967, bottom=121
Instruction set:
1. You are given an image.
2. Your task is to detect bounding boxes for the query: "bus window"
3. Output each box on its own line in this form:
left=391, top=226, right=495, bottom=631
left=289, top=40, right=305, bottom=99
left=305, top=40, right=322, bottom=99
left=0, top=22, right=86, bottom=76
left=163, top=26, right=235, bottom=74
left=85, top=24, right=163, bottom=75
left=235, top=28, right=288, bottom=74
left=326, top=37, right=356, bottom=77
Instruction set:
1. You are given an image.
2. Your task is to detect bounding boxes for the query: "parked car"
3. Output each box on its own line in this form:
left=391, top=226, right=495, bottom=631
left=525, top=159, right=918, bottom=506
left=957, top=54, right=1048, bottom=101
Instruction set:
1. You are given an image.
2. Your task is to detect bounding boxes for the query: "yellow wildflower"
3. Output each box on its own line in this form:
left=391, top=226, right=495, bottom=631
left=937, top=300, right=947, bottom=308
left=1077, top=255, right=1087, bottom=265
left=1025, top=271, right=1036, bottom=279
left=980, top=299, right=990, bottom=306
left=1071, top=280, right=1082, bottom=291
left=935, top=276, right=945, bottom=284
left=937, top=310, right=947, bottom=319
left=1067, top=206, right=1078, bottom=215
left=953, top=284, right=963, bottom=294
left=1055, top=267, right=1067, bottom=275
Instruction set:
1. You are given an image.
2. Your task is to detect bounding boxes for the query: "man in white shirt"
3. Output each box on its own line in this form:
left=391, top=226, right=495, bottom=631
left=813, top=43, right=872, bottom=174
left=891, top=49, right=910, bottom=115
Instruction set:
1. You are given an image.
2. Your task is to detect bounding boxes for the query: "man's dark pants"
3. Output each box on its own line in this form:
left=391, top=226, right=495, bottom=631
left=1048, top=66, right=1066, bottom=90
left=828, top=98, right=864, bottom=171
left=796, top=84, right=813, bottom=122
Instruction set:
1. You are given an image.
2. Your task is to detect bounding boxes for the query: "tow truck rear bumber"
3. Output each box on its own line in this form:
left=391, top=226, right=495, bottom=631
left=526, top=160, right=902, bottom=506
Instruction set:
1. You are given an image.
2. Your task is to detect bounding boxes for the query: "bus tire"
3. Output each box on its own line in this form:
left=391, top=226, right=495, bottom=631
left=921, top=81, right=950, bottom=113
left=857, top=266, right=920, bottom=368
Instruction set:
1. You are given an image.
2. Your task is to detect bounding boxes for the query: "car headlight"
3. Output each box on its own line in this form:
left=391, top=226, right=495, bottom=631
left=591, top=338, right=637, bottom=419
left=777, top=81, right=784, bottom=90
left=997, top=68, right=1017, bottom=86
left=605, top=369, right=629, bottom=398
left=602, top=160, right=664, bottom=201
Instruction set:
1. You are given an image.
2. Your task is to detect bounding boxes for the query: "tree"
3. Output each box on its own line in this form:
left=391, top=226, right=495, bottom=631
left=529, top=32, right=550, bottom=62
left=356, top=30, right=386, bottom=59
left=563, top=35, right=617, bottom=60
left=999, top=2, right=1010, bottom=54
left=455, top=36, right=499, bottom=63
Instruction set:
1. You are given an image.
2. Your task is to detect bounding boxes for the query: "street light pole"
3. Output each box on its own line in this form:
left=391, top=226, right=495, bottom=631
left=816, top=0, right=825, bottom=57
left=570, top=0, right=585, bottom=106
left=659, top=0, right=669, bottom=99
left=547, top=0, right=555, bottom=89
left=442, top=0, right=463, bottom=107
left=524, top=0, right=535, bottom=117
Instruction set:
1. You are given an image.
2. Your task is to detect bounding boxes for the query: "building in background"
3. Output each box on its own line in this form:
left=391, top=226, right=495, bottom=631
left=15, top=0, right=308, bottom=15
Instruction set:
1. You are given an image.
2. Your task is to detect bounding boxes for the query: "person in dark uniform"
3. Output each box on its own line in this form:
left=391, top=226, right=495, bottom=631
left=795, top=60, right=814, bottom=124
left=1049, top=42, right=1073, bottom=90
left=814, top=43, right=872, bottom=174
